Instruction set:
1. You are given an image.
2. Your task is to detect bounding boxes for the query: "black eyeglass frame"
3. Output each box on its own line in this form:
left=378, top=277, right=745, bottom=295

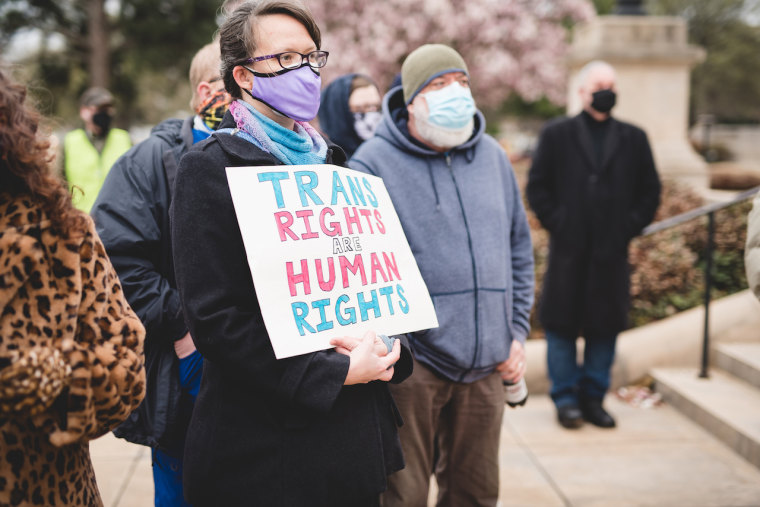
left=244, top=50, right=329, bottom=71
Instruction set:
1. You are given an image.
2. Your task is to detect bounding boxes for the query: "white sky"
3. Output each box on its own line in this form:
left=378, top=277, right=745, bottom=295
left=2, top=0, right=120, bottom=61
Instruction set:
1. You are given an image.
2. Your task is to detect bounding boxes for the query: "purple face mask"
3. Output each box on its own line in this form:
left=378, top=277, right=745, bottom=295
left=243, top=65, right=321, bottom=122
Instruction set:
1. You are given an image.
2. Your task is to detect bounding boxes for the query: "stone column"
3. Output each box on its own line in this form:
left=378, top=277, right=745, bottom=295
left=566, top=13, right=708, bottom=187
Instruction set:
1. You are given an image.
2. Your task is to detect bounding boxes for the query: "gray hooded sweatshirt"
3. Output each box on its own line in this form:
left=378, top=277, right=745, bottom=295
left=349, top=86, right=534, bottom=383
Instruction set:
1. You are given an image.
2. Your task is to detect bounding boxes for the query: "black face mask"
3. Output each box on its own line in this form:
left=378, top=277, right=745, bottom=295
left=92, top=111, right=112, bottom=137
left=591, top=89, right=616, bottom=114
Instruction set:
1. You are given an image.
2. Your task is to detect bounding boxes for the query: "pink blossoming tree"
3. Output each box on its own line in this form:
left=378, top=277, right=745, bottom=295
left=308, top=0, right=596, bottom=108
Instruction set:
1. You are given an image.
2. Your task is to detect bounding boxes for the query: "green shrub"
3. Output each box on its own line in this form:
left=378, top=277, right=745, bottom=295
left=628, top=180, right=749, bottom=329
left=628, top=180, right=705, bottom=327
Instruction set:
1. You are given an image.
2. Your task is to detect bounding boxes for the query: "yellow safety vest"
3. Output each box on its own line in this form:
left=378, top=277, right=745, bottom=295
left=64, top=128, right=131, bottom=213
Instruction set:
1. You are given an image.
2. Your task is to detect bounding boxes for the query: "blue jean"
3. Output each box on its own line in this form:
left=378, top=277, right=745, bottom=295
left=545, top=329, right=617, bottom=408
left=152, top=350, right=203, bottom=507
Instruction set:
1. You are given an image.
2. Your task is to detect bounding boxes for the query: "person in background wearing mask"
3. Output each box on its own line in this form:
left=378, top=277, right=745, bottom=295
left=349, top=44, right=535, bottom=507
left=63, top=87, right=131, bottom=213
left=171, top=2, right=412, bottom=505
left=317, top=73, right=382, bottom=158
left=90, top=41, right=231, bottom=507
left=527, top=60, right=661, bottom=430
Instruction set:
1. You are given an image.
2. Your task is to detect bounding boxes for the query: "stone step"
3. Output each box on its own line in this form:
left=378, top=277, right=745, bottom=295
left=651, top=367, right=760, bottom=470
left=713, top=320, right=760, bottom=343
left=714, top=342, right=760, bottom=390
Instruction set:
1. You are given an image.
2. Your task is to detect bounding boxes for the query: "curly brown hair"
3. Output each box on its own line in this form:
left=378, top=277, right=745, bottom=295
left=0, top=67, right=86, bottom=235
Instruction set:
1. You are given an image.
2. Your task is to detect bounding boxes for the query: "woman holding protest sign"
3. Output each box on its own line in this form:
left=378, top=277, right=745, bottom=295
left=170, top=2, right=413, bottom=505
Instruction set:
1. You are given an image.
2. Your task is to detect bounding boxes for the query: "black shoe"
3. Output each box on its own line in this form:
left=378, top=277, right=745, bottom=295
left=557, top=404, right=584, bottom=429
left=580, top=399, right=616, bottom=428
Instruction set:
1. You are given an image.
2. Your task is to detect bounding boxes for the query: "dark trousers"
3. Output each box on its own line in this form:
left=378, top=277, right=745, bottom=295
left=381, top=359, right=505, bottom=507
left=545, top=329, right=617, bottom=407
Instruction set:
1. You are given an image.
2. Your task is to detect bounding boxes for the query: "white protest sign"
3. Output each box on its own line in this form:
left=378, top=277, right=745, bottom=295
left=226, top=164, right=439, bottom=359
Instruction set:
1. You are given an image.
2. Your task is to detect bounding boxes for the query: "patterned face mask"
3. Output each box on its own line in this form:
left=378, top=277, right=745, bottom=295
left=353, top=111, right=382, bottom=140
left=197, top=88, right=233, bottom=130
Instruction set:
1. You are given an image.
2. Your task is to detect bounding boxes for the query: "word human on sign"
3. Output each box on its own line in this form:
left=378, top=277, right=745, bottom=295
left=227, top=164, right=438, bottom=359
left=286, top=248, right=401, bottom=296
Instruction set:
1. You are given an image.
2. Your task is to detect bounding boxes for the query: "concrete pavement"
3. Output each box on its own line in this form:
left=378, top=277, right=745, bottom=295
left=496, top=394, right=760, bottom=507
left=523, top=290, right=760, bottom=396
left=90, top=432, right=152, bottom=506
left=90, top=392, right=760, bottom=507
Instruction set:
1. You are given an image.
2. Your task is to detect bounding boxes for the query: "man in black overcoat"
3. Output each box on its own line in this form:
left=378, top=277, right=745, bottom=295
left=527, top=60, right=661, bottom=429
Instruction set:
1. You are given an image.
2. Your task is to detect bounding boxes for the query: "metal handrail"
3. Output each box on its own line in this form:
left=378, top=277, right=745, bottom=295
left=638, top=184, right=760, bottom=378
left=642, top=185, right=760, bottom=236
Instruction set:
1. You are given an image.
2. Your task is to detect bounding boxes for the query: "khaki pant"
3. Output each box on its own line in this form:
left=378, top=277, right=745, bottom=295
left=381, top=359, right=506, bottom=507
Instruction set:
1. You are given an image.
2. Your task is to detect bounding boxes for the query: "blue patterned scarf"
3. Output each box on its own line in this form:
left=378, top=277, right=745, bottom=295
left=227, top=99, right=327, bottom=165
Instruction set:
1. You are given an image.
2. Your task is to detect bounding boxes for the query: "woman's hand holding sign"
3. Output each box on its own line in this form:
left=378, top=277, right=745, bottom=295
left=331, top=330, right=400, bottom=385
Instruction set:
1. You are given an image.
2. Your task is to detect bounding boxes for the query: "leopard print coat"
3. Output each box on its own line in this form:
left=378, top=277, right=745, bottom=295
left=0, top=193, right=146, bottom=506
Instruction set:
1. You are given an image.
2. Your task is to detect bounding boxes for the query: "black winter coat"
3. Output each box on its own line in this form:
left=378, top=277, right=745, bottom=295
left=91, top=117, right=193, bottom=452
left=526, top=113, right=661, bottom=338
left=170, top=113, right=413, bottom=506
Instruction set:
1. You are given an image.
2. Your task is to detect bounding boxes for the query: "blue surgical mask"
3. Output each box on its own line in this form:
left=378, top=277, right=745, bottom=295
left=422, top=82, right=476, bottom=130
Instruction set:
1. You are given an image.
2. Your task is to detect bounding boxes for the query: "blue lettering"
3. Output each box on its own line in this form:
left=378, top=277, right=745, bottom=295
left=358, top=289, right=381, bottom=321
left=379, top=286, right=395, bottom=316
left=311, top=298, right=334, bottom=332
left=330, top=171, right=352, bottom=206
left=363, top=178, right=378, bottom=207
left=292, top=302, right=316, bottom=336
left=397, top=284, right=410, bottom=314
left=294, top=171, right=323, bottom=206
left=335, top=294, right=357, bottom=325
left=347, top=176, right=367, bottom=206
left=258, top=171, right=289, bottom=208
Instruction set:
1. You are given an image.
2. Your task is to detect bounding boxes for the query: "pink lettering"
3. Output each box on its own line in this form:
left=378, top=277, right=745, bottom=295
left=295, top=210, right=319, bottom=240
left=286, top=259, right=311, bottom=296
left=369, top=252, right=388, bottom=284
left=319, top=207, right=342, bottom=237
left=339, top=254, right=367, bottom=288
left=274, top=211, right=299, bottom=242
left=383, top=252, right=401, bottom=280
left=343, top=207, right=363, bottom=234
left=315, top=258, right=336, bottom=291
left=374, top=209, right=386, bottom=234
left=359, top=209, right=374, bottom=234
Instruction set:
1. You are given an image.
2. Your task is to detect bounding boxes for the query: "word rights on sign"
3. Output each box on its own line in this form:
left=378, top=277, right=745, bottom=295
left=226, top=164, right=438, bottom=359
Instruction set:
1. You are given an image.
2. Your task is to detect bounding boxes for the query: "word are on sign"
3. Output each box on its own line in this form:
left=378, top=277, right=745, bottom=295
left=226, top=164, right=438, bottom=359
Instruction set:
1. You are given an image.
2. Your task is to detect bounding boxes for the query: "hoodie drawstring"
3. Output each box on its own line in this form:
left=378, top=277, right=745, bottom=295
left=465, top=145, right=476, bottom=163
left=426, top=158, right=441, bottom=210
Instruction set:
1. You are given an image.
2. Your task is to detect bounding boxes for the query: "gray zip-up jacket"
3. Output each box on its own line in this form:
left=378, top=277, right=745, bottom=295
left=349, top=86, right=534, bottom=383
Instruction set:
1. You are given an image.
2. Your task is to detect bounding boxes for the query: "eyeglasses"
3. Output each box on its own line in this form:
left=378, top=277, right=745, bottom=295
left=246, top=50, right=329, bottom=71
left=350, top=104, right=381, bottom=114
